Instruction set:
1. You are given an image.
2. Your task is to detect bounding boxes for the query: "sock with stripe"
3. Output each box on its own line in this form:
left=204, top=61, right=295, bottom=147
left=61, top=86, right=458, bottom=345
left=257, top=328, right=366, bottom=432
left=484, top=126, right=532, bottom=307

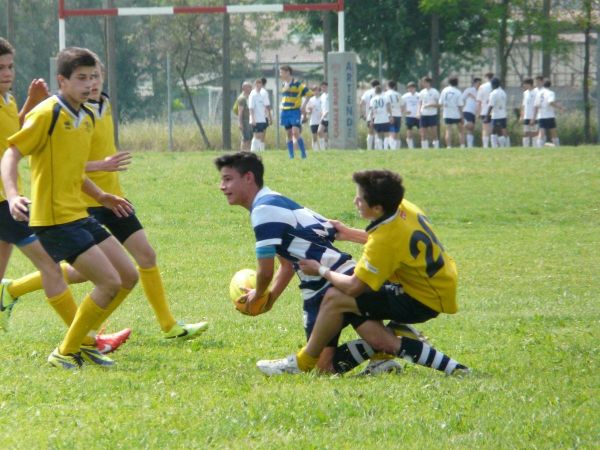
left=138, top=265, right=177, bottom=332
left=331, top=339, right=375, bottom=374
left=59, top=295, right=105, bottom=355
left=397, top=337, right=467, bottom=375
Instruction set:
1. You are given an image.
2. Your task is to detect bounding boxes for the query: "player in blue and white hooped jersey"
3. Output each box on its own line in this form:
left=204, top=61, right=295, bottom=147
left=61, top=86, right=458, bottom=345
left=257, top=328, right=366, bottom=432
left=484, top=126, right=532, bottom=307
left=486, top=78, right=510, bottom=148
left=384, top=80, right=405, bottom=149
left=401, top=82, right=419, bottom=148
left=215, top=152, right=361, bottom=370
left=439, top=77, right=464, bottom=148
left=369, top=86, right=392, bottom=150
left=461, top=77, right=480, bottom=148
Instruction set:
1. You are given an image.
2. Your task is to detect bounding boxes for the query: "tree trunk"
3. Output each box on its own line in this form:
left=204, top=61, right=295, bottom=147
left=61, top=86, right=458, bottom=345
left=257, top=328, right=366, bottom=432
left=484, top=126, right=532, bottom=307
left=430, top=12, right=440, bottom=88
left=541, top=0, right=551, bottom=78
left=222, top=2, right=232, bottom=150
left=180, top=73, right=212, bottom=149
left=582, top=0, right=591, bottom=143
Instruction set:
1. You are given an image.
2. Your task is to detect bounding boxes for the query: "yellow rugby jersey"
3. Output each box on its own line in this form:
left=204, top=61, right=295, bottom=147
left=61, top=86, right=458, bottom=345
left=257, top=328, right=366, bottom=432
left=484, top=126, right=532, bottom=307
left=84, top=96, right=124, bottom=207
left=0, top=93, right=21, bottom=201
left=281, top=79, right=312, bottom=110
left=354, top=199, right=458, bottom=314
left=8, top=95, right=95, bottom=226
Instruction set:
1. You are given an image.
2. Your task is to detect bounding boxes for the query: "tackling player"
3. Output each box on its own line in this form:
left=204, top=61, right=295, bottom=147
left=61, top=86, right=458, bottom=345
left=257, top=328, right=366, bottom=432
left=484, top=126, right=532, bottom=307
left=257, top=170, right=470, bottom=377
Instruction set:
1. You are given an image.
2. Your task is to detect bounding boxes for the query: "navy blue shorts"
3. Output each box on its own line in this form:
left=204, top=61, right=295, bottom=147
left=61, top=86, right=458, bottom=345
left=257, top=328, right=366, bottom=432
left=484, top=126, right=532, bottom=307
left=253, top=122, right=268, bottom=133
left=310, top=124, right=319, bottom=134
left=0, top=201, right=37, bottom=247
left=444, top=118, right=461, bottom=125
left=355, top=282, right=438, bottom=324
left=463, top=112, right=476, bottom=123
left=88, top=206, right=143, bottom=244
left=538, top=118, right=556, bottom=130
left=280, top=109, right=301, bottom=130
left=492, top=118, right=507, bottom=129
left=481, top=115, right=491, bottom=124
left=405, top=117, right=420, bottom=129
left=32, top=217, right=111, bottom=264
left=389, top=117, right=402, bottom=133
left=320, top=119, right=328, bottom=131
left=420, top=115, right=438, bottom=128
left=373, top=123, right=390, bottom=133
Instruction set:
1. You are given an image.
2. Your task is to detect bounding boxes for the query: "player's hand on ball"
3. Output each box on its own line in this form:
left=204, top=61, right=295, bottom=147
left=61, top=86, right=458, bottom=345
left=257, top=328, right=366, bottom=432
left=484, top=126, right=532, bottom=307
left=236, top=288, right=271, bottom=316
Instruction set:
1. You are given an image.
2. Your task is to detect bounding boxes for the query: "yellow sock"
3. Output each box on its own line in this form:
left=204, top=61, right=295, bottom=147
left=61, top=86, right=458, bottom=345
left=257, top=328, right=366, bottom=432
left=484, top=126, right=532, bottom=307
left=91, top=287, right=132, bottom=331
left=59, top=295, right=105, bottom=355
left=138, top=265, right=176, bottom=332
left=46, top=289, right=78, bottom=326
left=9, top=262, right=71, bottom=298
left=296, top=347, right=319, bottom=372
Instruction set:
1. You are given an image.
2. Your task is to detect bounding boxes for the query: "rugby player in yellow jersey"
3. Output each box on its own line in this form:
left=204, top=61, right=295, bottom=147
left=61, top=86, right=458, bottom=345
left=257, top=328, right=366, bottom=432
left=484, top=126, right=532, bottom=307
left=257, top=169, right=470, bottom=376
left=74, top=59, right=208, bottom=340
left=2, top=47, right=137, bottom=369
left=279, top=65, right=312, bottom=159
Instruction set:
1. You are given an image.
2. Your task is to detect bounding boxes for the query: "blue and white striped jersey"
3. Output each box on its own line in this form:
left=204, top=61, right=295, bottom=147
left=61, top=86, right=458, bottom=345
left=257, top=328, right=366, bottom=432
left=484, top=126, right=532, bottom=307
left=251, top=187, right=355, bottom=300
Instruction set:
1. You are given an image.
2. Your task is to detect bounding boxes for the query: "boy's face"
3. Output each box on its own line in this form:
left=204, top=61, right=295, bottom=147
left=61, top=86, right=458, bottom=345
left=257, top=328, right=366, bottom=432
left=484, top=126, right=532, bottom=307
left=0, top=53, right=15, bottom=95
left=254, top=81, right=262, bottom=91
left=89, top=65, right=104, bottom=101
left=58, top=65, right=96, bottom=107
left=279, top=69, right=291, bottom=81
left=354, top=186, right=382, bottom=220
left=321, top=84, right=327, bottom=93
left=219, top=166, right=255, bottom=209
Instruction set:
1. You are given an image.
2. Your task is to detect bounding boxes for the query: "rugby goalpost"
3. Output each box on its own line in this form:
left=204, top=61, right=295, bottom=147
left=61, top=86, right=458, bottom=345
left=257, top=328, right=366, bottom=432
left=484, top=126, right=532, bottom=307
left=57, top=0, right=357, bottom=149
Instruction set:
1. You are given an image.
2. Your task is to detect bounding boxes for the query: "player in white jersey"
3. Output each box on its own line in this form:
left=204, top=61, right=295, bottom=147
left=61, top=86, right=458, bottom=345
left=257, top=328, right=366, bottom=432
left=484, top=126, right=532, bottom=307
left=535, top=80, right=563, bottom=147
left=439, top=77, right=464, bottom=148
left=487, top=78, right=509, bottom=148
left=305, top=85, right=322, bottom=151
left=249, top=78, right=270, bottom=152
left=461, top=77, right=480, bottom=147
left=476, top=72, right=494, bottom=148
left=384, top=80, right=405, bottom=149
left=402, top=81, right=419, bottom=148
left=360, top=79, right=380, bottom=149
left=531, top=75, right=545, bottom=144
left=417, top=76, right=440, bottom=149
left=369, top=86, right=392, bottom=150
left=318, top=81, right=329, bottom=150
left=520, top=78, right=537, bottom=147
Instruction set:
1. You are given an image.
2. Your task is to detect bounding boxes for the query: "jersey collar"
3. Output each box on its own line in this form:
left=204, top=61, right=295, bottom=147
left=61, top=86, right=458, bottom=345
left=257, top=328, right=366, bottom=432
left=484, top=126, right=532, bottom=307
left=365, top=210, right=398, bottom=233
left=251, top=186, right=274, bottom=210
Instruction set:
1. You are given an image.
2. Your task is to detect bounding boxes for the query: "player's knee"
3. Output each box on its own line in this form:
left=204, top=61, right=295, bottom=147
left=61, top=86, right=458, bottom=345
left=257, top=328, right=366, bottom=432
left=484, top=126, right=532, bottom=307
left=99, top=273, right=122, bottom=299
left=120, top=265, right=139, bottom=290
left=134, top=244, right=156, bottom=268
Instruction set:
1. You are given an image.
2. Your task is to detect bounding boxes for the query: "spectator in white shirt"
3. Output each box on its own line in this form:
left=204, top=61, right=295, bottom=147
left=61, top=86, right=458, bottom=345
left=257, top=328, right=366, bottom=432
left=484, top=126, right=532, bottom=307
left=520, top=78, right=537, bottom=147
left=402, top=81, right=420, bottom=148
left=462, top=77, right=480, bottom=148
left=535, top=80, right=564, bottom=147
left=417, top=76, right=440, bottom=149
left=360, top=79, right=380, bottom=150
left=369, top=86, right=392, bottom=150
left=318, top=81, right=329, bottom=150
left=439, top=76, right=465, bottom=148
left=487, top=78, right=509, bottom=148
left=476, top=72, right=494, bottom=148
left=305, top=85, right=322, bottom=151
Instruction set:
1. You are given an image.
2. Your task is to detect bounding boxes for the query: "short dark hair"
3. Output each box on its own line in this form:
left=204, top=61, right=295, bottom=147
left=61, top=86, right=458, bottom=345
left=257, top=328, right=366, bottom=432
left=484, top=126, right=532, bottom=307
left=261, top=77, right=267, bottom=86
left=407, top=81, right=417, bottom=88
left=485, top=72, right=494, bottom=80
left=320, top=81, right=328, bottom=87
left=544, top=80, right=552, bottom=88
left=214, top=152, right=264, bottom=188
left=448, top=76, right=458, bottom=87
left=0, top=37, right=15, bottom=57
left=280, top=65, right=293, bottom=75
left=370, top=79, right=380, bottom=87
left=353, top=170, right=405, bottom=216
left=535, top=75, right=544, bottom=82
left=473, top=77, right=482, bottom=84
left=523, top=78, right=533, bottom=86
left=491, top=78, right=501, bottom=89
left=56, top=47, right=97, bottom=79
left=374, top=86, right=382, bottom=94
left=388, top=80, right=397, bottom=89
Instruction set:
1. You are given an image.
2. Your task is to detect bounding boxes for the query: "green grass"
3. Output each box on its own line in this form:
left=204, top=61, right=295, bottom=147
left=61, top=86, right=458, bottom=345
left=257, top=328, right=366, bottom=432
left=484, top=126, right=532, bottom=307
left=1, top=146, right=599, bottom=449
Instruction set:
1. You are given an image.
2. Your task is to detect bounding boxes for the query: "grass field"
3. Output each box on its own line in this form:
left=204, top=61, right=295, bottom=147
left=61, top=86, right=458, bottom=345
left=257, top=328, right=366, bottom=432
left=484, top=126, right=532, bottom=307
left=1, top=146, right=598, bottom=449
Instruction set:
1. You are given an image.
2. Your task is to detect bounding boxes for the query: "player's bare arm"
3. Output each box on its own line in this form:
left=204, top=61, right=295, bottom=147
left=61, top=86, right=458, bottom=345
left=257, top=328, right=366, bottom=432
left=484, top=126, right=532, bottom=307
left=0, top=146, right=30, bottom=221
left=86, top=151, right=132, bottom=172
left=328, top=220, right=368, bottom=244
left=81, top=177, right=133, bottom=217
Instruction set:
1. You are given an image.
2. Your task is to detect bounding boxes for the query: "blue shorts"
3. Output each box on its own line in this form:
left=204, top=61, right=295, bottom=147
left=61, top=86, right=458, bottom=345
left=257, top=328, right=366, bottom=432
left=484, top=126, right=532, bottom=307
left=405, top=117, right=419, bottom=129
left=373, top=123, right=389, bottom=133
left=0, top=201, right=37, bottom=247
left=463, top=112, right=476, bottom=123
left=280, top=109, right=302, bottom=130
left=32, top=217, right=111, bottom=264
left=310, top=124, right=319, bottom=134
left=420, top=115, right=438, bottom=128
left=253, top=122, right=268, bottom=133
left=389, top=117, right=402, bottom=133
left=444, top=118, right=461, bottom=125
left=481, top=115, right=491, bottom=124
left=88, top=206, right=143, bottom=244
left=538, top=118, right=556, bottom=130
left=355, top=282, right=438, bottom=323
left=492, top=118, right=507, bottom=129
left=320, top=119, right=328, bottom=131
